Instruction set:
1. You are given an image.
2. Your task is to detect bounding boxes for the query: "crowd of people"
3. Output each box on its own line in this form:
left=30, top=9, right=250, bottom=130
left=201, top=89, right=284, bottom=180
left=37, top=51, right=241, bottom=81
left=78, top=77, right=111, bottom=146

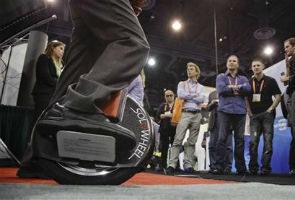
left=27, top=37, right=295, bottom=177
left=155, top=38, right=295, bottom=176
left=14, top=0, right=294, bottom=179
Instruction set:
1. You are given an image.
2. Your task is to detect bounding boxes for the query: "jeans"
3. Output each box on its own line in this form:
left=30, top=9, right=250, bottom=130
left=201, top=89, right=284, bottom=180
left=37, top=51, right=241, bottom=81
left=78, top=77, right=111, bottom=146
left=209, top=117, right=233, bottom=170
left=284, top=91, right=295, bottom=170
left=249, top=111, right=275, bottom=172
left=215, top=111, right=246, bottom=172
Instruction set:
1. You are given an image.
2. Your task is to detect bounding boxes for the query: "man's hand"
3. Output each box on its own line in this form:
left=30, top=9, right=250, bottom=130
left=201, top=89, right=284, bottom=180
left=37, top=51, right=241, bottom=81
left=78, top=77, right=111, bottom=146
left=166, top=113, right=173, bottom=118
left=160, top=114, right=166, bottom=119
left=280, top=75, right=289, bottom=82
left=211, top=99, right=219, bottom=105
left=285, top=54, right=290, bottom=67
left=129, top=0, right=147, bottom=16
left=247, top=109, right=253, bottom=117
left=228, top=84, right=239, bottom=94
left=160, top=112, right=172, bottom=119
left=245, top=98, right=252, bottom=117
left=266, top=106, right=274, bottom=113
left=228, top=85, right=238, bottom=90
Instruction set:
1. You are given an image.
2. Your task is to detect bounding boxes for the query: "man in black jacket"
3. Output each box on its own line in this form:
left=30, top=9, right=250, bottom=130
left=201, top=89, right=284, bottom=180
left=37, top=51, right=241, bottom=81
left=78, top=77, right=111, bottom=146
left=156, top=90, right=176, bottom=169
left=207, top=90, right=233, bottom=173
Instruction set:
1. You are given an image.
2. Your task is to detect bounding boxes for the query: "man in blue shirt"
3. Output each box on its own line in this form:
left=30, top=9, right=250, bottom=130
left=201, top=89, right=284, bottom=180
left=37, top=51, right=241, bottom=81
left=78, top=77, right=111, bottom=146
left=213, top=55, right=251, bottom=174
left=165, top=62, right=206, bottom=175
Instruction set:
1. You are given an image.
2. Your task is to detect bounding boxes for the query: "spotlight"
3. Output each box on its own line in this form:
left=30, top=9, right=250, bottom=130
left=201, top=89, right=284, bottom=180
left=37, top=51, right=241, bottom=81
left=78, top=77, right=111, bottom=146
left=171, top=20, right=182, bottom=32
left=264, top=46, right=273, bottom=56
left=147, top=57, right=156, bottom=66
left=46, top=0, right=55, bottom=2
left=219, top=38, right=223, bottom=42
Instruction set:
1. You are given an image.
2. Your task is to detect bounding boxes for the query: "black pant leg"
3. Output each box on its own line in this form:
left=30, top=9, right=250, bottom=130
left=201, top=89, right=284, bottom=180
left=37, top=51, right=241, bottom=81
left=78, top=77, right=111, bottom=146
left=51, top=0, right=150, bottom=113
left=225, top=133, right=233, bottom=169
left=160, top=131, right=170, bottom=169
left=215, top=112, right=231, bottom=171
left=232, top=114, right=247, bottom=172
left=249, top=114, right=262, bottom=172
left=209, top=124, right=218, bottom=169
left=290, top=126, right=295, bottom=170
left=261, top=112, right=275, bottom=171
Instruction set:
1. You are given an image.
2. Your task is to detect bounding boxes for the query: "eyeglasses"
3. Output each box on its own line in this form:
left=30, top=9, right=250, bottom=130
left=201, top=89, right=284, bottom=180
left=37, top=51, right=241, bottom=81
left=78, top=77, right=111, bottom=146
left=165, top=95, right=173, bottom=97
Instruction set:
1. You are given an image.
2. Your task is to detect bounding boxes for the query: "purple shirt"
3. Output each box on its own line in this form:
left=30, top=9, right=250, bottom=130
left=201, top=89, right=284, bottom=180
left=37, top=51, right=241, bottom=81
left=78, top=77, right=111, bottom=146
left=216, top=71, right=251, bottom=114
left=128, top=75, right=144, bottom=107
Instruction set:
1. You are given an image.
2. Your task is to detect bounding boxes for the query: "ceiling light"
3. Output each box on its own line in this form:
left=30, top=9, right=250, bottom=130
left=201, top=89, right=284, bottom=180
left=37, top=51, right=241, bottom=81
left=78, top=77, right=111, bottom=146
left=264, top=46, right=273, bottom=56
left=171, top=20, right=182, bottom=32
left=148, top=57, right=156, bottom=66
left=46, top=0, right=55, bottom=2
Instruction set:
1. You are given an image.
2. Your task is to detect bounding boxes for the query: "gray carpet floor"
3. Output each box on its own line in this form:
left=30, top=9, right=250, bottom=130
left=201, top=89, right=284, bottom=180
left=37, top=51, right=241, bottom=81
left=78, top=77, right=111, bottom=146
left=1, top=182, right=294, bottom=200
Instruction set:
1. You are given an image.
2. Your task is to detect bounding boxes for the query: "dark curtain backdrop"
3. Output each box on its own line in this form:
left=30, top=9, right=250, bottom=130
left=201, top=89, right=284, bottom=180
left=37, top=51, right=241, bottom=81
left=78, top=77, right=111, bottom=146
left=0, top=105, right=34, bottom=160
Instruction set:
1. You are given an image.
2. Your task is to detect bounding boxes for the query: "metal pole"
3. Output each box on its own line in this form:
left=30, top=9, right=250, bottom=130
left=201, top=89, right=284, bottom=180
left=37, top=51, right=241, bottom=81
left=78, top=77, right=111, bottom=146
left=0, top=46, right=13, bottom=104
left=213, top=4, right=218, bottom=75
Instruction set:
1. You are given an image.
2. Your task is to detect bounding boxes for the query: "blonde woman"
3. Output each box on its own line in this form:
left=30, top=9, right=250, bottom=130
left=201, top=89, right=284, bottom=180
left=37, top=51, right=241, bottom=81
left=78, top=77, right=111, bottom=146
left=32, top=40, right=65, bottom=120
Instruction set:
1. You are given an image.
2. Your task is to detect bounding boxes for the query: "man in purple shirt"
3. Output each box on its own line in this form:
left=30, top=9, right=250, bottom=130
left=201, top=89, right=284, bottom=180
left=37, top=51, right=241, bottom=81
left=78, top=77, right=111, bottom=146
left=213, top=55, right=251, bottom=175
left=128, top=75, right=144, bottom=107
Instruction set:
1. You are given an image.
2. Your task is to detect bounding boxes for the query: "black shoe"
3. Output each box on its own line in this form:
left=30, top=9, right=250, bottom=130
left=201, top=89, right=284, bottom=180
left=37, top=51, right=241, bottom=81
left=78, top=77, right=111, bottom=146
left=208, top=168, right=215, bottom=174
left=261, top=169, right=271, bottom=175
left=211, top=168, right=224, bottom=175
left=249, top=170, right=258, bottom=175
left=223, top=168, right=232, bottom=174
left=184, top=167, right=195, bottom=173
left=17, top=165, right=51, bottom=179
left=164, top=166, right=175, bottom=175
left=237, top=170, right=249, bottom=175
left=155, top=166, right=163, bottom=172
left=37, top=103, right=137, bottom=150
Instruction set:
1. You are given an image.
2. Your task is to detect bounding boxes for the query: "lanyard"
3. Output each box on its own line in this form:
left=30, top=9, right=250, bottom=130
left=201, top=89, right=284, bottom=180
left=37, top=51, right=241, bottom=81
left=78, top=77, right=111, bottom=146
left=252, top=79, right=264, bottom=94
left=227, top=76, right=238, bottom=86
left=164, top=104, right=171, bottom=111
left=185, top=80, right=198, bottom=94
left=164, top=102, right=174, bottom=111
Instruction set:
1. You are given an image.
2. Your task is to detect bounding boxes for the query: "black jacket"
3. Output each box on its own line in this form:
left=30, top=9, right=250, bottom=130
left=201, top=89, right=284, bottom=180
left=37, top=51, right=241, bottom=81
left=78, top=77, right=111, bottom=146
left=207, top=90, right=218, bottom=131
left=156, top=102, right=175, bottom=133
left=32, top=54, right=58, bottom=96
left=287, top=55, right=295, bottom=95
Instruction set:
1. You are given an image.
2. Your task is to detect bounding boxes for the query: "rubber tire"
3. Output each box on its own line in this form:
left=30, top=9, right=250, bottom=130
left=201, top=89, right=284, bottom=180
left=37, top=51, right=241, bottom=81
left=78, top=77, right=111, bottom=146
left=36, top=158, right=141, bottom=185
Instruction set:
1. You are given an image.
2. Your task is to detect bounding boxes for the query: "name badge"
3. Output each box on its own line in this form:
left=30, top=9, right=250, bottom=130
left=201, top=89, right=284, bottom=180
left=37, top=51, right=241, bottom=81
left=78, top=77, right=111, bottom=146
left=252, top=94, right=261, bottom=102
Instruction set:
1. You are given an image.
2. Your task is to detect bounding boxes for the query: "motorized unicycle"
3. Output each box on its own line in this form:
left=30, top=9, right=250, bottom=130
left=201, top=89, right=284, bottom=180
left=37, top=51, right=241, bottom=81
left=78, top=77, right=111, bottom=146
left=31, top=93, right=155, bottom=185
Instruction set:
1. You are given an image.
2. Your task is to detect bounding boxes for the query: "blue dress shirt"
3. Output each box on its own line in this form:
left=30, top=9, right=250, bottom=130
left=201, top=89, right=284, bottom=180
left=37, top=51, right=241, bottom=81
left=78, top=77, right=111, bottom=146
left=216, top=71, right=251, bottom=114
left=177, top=79, right=206, bottom=111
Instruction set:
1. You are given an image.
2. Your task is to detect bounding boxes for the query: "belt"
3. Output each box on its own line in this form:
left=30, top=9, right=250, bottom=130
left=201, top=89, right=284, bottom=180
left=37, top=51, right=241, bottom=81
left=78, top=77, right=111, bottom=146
left=182, top=109, right=201, bottom=113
